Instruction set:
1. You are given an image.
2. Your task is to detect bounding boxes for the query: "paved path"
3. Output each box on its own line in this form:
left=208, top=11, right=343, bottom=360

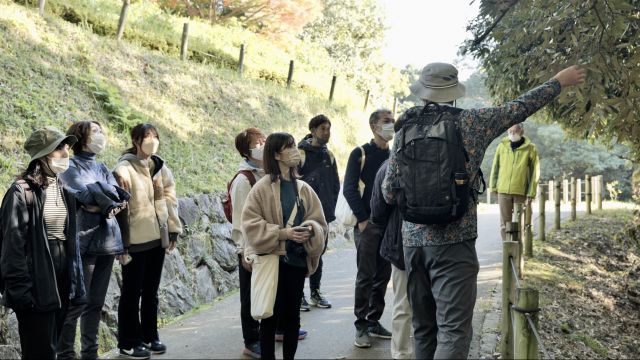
left=113, top=203, right=580, bottom=359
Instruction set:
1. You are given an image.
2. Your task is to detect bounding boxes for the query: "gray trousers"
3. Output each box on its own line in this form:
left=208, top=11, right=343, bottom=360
left=498, top=193, right=527, bottom=241
left=404, top=241, right=479, bottom=359
left=58, top=254, right=115, bottom=360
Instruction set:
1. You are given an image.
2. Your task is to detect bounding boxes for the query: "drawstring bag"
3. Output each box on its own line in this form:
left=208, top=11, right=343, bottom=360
left=335, top=146, right=365, bottom=227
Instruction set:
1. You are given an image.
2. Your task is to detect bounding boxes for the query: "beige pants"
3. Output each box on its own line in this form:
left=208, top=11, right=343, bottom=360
left=498, top=193, right=527, bottom=241
left=391, top=265, right=414, bottom=359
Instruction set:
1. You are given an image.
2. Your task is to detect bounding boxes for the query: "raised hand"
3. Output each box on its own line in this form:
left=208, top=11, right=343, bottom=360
left=553, top=65, right=587, bottom=88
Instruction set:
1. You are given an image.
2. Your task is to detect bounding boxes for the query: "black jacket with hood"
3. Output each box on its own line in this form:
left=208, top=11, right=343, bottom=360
left=370, top=161, right=404, bottom=270
left=298, top=135, right=340, bottom=223
left=0, top=179, right=86, bottom=311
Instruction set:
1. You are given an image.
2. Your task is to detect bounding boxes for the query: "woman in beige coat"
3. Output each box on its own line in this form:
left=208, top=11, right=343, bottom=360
left=113, top=123, right=182, bottom=359
left=242, top=132, right=327, bottom=360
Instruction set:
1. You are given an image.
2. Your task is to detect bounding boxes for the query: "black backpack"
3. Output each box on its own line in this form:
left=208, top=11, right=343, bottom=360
left=396, top=103, right=482, bottom=225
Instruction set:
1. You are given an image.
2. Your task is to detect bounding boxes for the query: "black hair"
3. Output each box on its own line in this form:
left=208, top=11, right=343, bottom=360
left=369, top=109, right=392, bottom=125
left=123, top=123, right=159, bottom=155
left=66, top=121, right=102, bottom=154
left=308, top=114, right=331, bottom=131
left=263, top=132, right=299, bottom=182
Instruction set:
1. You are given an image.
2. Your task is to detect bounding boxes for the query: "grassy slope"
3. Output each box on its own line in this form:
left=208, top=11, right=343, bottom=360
left=0, top=0, right=370, bottom=196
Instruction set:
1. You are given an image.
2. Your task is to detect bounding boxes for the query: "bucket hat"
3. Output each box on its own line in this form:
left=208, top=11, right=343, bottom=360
left=410, top=62, right=466, bottom=103
left=24, top=126, right=77, bottom=161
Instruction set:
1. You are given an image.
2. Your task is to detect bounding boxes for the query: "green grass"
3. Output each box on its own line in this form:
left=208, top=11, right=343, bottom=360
left=0, top=0, right=372, bottom=196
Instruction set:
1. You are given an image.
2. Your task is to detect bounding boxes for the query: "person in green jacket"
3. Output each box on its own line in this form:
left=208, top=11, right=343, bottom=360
left=489, top=123, right=540, bottom=240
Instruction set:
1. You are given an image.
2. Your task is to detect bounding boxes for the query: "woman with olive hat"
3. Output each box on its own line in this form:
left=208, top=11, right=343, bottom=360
left=0, top=126, right=86, bottom=359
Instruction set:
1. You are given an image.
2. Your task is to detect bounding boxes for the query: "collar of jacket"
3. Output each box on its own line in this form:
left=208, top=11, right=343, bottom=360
left=118, top=153, right=165, bottom=177
left=501, top=135, right=531, bottom=149
left=298, top=136, right=327, bottom=152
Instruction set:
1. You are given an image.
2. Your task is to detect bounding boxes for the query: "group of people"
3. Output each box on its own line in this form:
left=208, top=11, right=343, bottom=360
left=0, top=122, right=181, bottom=359
left=0, top=61, right=585, bottom=360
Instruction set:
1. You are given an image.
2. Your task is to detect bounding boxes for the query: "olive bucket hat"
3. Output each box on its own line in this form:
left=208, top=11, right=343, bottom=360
left=410, top=62, right=466, bottom=103
left=24, top=126, right=77, bottom=162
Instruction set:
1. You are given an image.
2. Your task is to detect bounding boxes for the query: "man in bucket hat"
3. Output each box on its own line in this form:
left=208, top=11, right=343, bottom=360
left=382, top=63, right=586, bottom=359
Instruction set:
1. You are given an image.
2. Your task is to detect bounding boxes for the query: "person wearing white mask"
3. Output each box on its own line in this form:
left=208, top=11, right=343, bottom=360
left=242, top=132, right=327, bottom=360
left=343, top=109, right=395, bottom=348
left=0, top=127, right=86, bottom=359
left=58, top=121, right=129, bottom=360
left=489, top=123, right=540, bottom=240
left=230, top=127, right=267, bottom=359
left=112, top=123, right=182, bottom=359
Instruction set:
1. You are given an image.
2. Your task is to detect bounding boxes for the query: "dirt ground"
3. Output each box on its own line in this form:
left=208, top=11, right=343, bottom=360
left=524, top=209, right=640, bottom=359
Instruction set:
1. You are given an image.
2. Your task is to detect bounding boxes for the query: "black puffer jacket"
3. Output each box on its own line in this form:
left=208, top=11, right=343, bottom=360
left=370, top=161, right=404, bottom=270
left=298, top=135, right=340, bottom=223
left=0, top=179, right=85, bottom=311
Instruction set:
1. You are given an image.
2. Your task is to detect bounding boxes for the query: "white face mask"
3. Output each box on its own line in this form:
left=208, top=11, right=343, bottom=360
left=250, top=145, right=264, bottom=161
left=87, top=133, right=107, bottom=154
left=508, top=133, right=522, bottom=142
left=378, top=123, right=395, bottom=142
left=48, top=157, right=70, bottom=174
left=141, top=137, right=159, bottom=155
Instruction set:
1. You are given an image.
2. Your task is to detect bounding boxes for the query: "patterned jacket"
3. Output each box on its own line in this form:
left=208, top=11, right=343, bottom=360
left=382, top=79, right=561, bottom=247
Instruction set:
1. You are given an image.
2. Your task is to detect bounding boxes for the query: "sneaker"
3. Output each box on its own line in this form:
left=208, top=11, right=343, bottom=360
left=368, top=322, right=392, bottom=339
left=275, top=328, right=308, bottom=342
left=142, top=340, right=166, bottom=354
left=242, top=342, right=261, bottom=359
left=119, top=345, right=151, bottom=359
left=300, top=295, right=311, bottom=312
left=354, top=328, right=371, bottom=348
left=309, top=289, right=332, bottom=308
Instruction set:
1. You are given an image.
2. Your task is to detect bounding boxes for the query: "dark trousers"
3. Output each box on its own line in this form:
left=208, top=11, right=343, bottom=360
left=309, top=239, right=328, bottom=291
left=16, top=239, right=70, bottom=360
left=239, top=255, right=260, bottom=346
left=354, top=222, right=391, bottom=330
left=404, top=241, right=479, bottom=360
left=260, top=261, right=306, bottom=360
left=58, top=254, right=115, bottom=360
left=117, top=245, right=165, bottom=349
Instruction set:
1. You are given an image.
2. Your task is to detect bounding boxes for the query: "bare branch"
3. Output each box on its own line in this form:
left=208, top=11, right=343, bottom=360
left=470, top=0, right=520, bottom=47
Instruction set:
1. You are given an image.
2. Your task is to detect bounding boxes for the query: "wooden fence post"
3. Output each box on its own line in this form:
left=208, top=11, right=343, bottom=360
left=487, top=191, right=491, bottom=204
left=570, top=177, right=577, bottom=221
left=501, top=238, right=520, bottom=360
left=393, top=97, right=397, bottom=116
left=513, top=287, right=540, bottom=360
left=238, top=44, right=245, bottom=76
left=38, top=0, right=46, bottom=15
left=180, top=22, right=189, bottom=61
left=524, top=200, right=533, bottom=257
left=116, top=0, right=130, bottom=41
left=577, top=178, right=582, bottom=205
left=554, top=180, right=561, bottom=230
left=286, top=60, right=294, bottom=89
left=363, top=89, right=370, bottom=110
left=563, top=178, right=569, bottom=203
left=585, top=174, right=592, bottom=215
left=329, top=75, right=337, bottom=101
left=597, top=175, right=603, bottom=210
left=538, top=184, right=545, bottom=242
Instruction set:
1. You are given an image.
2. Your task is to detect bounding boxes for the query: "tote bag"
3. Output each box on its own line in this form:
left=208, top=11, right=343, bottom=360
left=335, top=146, right=365, bottom=227
left=249, top=253, right=280, bottom=320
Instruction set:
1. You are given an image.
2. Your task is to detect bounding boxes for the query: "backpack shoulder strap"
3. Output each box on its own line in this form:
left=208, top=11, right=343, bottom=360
left=326, top=149, right=336, bottom=165
left=15, top=180, right=33, bottom=207
left=237, top=170, right=257, bottom=187
left=299, top=149, right=306, bottom=168
left=358, top=146, right=366, bottom=172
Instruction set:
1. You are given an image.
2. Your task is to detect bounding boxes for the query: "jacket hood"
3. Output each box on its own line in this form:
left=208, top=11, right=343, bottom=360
left=298, top=135, right=325, bottom=152
left=237, top=159, right=265, bottom=175
left=118, top=153, right=165, bottom=174
left=501, top=135, right=532, bottom=149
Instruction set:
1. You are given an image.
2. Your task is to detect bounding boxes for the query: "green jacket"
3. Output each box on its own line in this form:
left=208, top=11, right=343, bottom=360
left=489, top=136, right=540, bottom=197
